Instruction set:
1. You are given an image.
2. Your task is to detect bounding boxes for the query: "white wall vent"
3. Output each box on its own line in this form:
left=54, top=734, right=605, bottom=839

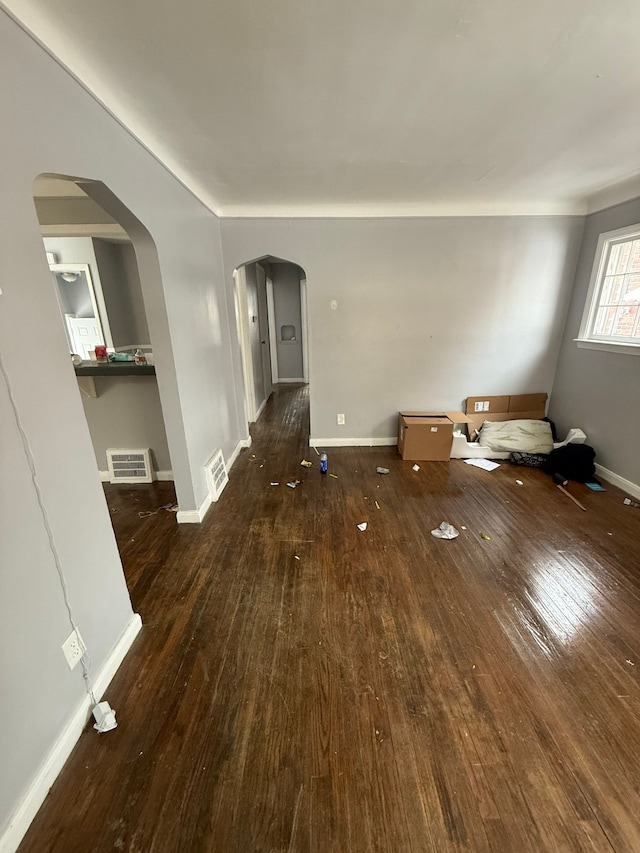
left=106, top=448, right=153, bottom=484
left=205, top=449, right=229, bottom=501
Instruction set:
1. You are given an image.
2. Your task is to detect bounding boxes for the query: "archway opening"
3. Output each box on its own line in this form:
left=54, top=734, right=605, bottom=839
left=233, top=255, right=309, bottom=433
left=32, top=173, right=178, bottom=601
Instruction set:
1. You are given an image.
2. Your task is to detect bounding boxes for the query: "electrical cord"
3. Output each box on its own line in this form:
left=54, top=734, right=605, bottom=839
left=0, top=346, right=97, bottom=707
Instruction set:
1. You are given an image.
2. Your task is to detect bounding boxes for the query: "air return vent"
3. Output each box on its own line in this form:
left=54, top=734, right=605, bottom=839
left=205, top=449, right=229, bottom=501
left=106, top=448, right=153, bottom=484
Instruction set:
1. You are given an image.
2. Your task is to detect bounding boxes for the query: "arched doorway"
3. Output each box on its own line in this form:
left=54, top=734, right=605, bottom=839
left=31, top=172, right=182, bottom=597
left=234, top=255, right=309, bottom=428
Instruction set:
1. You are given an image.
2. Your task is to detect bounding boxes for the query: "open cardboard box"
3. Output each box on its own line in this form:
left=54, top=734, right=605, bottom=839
left=450, top=393, right=586, bottom=459
left=398, top=411, right=474, bottom=461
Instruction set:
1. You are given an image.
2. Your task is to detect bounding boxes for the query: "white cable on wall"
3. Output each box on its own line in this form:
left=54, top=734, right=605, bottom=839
left=0, top=345, right=98, bottom=707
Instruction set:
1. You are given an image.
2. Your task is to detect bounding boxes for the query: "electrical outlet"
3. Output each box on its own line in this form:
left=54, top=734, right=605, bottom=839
left=337, top=413, right=345, bottom=425
left=62, top=628, right=86, bottom=670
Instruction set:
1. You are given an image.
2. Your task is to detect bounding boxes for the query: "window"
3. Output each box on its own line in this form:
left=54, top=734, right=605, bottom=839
left=577, top=223, right=640, bottom=355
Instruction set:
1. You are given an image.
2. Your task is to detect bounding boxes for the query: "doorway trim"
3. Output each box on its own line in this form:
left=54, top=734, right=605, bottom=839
left=233, top=265, right=256, bottom=423
left=266, top=275, right=279, bottom=384
left=300, top=276, right=309, bottom=384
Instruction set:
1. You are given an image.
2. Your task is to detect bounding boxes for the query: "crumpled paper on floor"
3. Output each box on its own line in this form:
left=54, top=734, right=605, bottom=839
left=431, top=521, right=459, bottom=540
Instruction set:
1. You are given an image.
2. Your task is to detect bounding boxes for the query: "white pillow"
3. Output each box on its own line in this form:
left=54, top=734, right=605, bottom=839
left=478, top=419, right=553, bottom=454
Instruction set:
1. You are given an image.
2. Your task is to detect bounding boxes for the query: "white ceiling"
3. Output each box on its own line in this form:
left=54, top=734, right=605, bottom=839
left=5, top=0, right=640, bottom=216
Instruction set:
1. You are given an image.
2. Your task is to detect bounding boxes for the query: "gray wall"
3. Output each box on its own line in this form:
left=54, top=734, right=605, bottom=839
left=120, top=242, right=150, bottom=346
left=80, top=376, right=171, bottom=472
left=0, top=9, right=245, bottom=841
left=221, top=217, right=585, bottom=442
left=44, top=235, right=98, bottom=266
left=549, top=196, right=640, bottom=487
left=91, top=238, right=131, bottom=345
left=92, top=238, right=150, bottom=348
left=272, top=263, right=304, bottom=380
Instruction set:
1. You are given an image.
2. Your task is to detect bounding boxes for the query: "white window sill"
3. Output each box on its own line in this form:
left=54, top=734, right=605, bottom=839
left=575, top=339, right=640, bottom=356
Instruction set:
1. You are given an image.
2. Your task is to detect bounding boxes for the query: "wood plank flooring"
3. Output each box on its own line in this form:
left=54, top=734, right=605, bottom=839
left=19, top=384, right=640, bottom=852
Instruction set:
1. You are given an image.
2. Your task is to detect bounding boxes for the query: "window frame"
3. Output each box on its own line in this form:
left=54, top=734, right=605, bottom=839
left=576, top=223, right=640, bottom=356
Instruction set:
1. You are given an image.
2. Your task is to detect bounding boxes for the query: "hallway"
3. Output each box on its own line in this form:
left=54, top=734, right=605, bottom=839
left=20, top=384, right=640, bottom=852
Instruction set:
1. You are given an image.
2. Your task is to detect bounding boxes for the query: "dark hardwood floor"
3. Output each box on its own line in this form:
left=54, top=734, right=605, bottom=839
left=19, top=385, right=640, bottom=852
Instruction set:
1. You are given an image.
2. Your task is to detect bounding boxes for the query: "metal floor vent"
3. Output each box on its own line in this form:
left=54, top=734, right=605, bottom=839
left=106, top=448, right=153, bottom=484
left=205, top=449, right=229, bottom=501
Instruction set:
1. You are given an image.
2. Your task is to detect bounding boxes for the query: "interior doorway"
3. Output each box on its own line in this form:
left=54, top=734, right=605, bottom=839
left=32, top=174, right=178, bottom=598
left=234, top=256, right=309, bottom=428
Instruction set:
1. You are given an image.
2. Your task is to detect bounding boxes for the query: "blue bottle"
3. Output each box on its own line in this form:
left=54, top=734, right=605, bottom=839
left=320, top=451, right=328, bottom=474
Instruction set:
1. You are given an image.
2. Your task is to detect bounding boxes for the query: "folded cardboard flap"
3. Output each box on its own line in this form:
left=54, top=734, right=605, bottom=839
left=465, top=394, right=547, bottom=416
left=507, top=393, right=547, bottom=413
left=464, top=393, right=548, bottom=439
left=400, top=410, right=474, bottom=424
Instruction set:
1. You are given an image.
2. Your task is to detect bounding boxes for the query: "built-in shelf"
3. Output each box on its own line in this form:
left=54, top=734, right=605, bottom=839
left=74, top=360, right=156, bottom=377
left=74, top=360, right=156, bottom=398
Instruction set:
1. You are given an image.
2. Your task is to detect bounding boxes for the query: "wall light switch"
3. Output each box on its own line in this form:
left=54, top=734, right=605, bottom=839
left=337, top=413, right=345, bottom=425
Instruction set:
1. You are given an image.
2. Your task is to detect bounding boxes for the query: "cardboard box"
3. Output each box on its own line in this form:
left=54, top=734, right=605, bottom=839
left=397, top=411, right=471, bottom=461
left=464, top=393, right=548, bottom=438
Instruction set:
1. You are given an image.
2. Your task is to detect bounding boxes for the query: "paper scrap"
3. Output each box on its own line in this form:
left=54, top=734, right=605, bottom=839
left=300, top=460, right=313, bottom=468
left=357, top=522, right=368, bottom=531
left=329, top=473, right=338, bottom=479
left=515, top=479, right=524, bottom=486
left=431, top=522, right=459, bottom=540
left=375, top=501, right=381, bottom=510
left=412, top=464, right=420, bottom=472
left=376, top=467, right=389, bottom=475
left=270, top=482, right=279, bottom=486
left=480, top=532, right=491, bottom=540
left=464, top=458, right=501, bottom=472
left=287, top=480, right=301, bottom=489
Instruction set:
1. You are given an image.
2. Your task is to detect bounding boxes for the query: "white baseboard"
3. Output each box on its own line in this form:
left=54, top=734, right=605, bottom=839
left=0, top=613, right=142, bottom=853
left=595, top=464, right=640, bottom=500
left=227, top=437, right=252, bottom=470
left=176, top=492, right=212, bottom=524
left=252, top=395, right=269, bottom=422
left=176, top=438, right=252, bottom=524
left=310, top=437, right=396, bottom=448
left=99, top=470, right=173, bottom=483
